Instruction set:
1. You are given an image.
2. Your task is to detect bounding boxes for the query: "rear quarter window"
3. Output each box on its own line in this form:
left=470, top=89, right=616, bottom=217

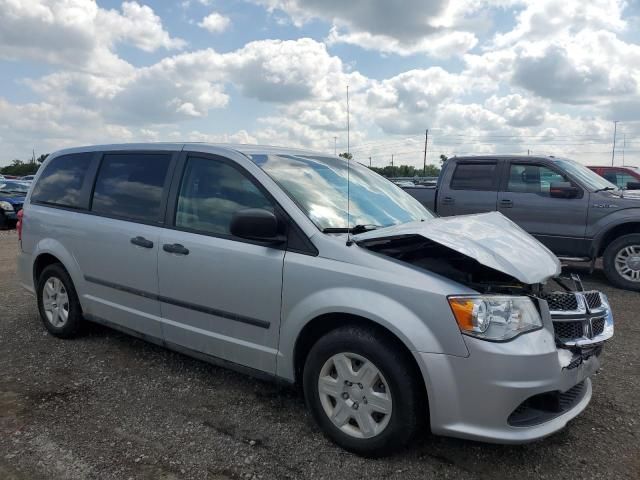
left=31, top=153, right=94, bottom=209
left=450, top=162, right=497, bottom=191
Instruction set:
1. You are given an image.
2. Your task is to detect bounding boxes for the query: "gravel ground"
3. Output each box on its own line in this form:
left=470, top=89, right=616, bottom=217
left=1, top=229, right=638, bottom=480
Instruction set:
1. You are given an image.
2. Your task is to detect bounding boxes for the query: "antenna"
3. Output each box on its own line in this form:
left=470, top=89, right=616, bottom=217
left=346, top=85, right=353, bottom=246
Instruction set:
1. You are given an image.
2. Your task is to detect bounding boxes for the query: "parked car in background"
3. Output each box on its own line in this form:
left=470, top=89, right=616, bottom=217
left=403, top=155, right=640, bottom=291
left=589, top=166, right=640, bottom=190
left=0, top=180, right=28, bottom=229
left=17, top=144, right=612, bottom=456
left=20, top=175, right=35, bottom=182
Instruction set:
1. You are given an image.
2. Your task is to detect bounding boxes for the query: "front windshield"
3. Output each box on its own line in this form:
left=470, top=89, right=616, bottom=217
left=251, top=154, right=433, bottom=230
left=0, top=181, right=29, bottom=194
left=554, top=159, right=618, bottom=191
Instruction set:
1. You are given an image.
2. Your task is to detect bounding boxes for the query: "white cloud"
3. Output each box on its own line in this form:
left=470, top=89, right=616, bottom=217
left=198, top=12, right=231, bottom=33
left=0, top=0, right=184, bottom=73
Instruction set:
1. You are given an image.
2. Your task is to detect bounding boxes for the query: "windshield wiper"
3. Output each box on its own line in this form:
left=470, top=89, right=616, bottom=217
left=594, top=186, right=617, bottom=193
left=322, top=224, right=382, bottom=234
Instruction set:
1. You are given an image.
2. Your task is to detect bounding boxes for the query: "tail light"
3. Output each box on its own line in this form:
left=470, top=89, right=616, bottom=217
left=17, top=209, right=23, bottom=242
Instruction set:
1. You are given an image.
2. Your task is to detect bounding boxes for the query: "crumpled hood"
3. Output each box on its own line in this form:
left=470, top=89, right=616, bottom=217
left=354, top=211, right=561, bottom=284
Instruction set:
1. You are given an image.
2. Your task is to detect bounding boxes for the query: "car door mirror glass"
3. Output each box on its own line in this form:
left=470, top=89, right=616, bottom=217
left=626, top=181, right=640, bottom=190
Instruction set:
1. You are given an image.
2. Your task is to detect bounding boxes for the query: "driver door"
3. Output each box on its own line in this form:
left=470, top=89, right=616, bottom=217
left=157, top=153, right=286, bottom=374
left=497, top=162, right=589, bottom=256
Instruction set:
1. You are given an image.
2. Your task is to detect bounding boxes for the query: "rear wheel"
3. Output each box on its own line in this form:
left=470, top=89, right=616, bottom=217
left=603, top=233, right=640, bottom=291
left=303, top=325, right=425, bottom=457
left=36, top=264, right=83, bottom=337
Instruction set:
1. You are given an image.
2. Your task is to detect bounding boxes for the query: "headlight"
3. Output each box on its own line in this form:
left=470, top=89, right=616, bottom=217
left=0, top=201, right=14, bottom=211
left=448, top=296, right=542, bottom=341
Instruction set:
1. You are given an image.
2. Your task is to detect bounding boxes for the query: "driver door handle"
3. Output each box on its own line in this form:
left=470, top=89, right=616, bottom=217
left=130, top=236, right=154, bottom=249
left=163, top=243, right=190, bottom=255
left=500, top=199, right=513, bottom=208
left=442, top=196, right=455, bottom=205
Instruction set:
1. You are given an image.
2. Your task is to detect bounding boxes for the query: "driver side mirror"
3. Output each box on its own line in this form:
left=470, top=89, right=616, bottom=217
left=230, top=208, right=286, bottom=244
left=550, top=182, right=580, bottom=199
left=626, top=181, right=640, bottom=190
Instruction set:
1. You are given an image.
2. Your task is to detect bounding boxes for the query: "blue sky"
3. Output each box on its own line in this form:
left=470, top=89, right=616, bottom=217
left=1, top=0, right=639, bottom=167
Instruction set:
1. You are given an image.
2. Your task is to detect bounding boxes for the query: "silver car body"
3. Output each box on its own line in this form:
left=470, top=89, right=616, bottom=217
left=17, top=143, right=613, bottom=444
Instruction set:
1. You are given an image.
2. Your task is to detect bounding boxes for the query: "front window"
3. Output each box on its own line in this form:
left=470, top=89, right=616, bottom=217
left=507, top=164, right=570, bottom=194
left=554, top=159, right=617, bottom=191
left=250, top=154, right=432, bottom=231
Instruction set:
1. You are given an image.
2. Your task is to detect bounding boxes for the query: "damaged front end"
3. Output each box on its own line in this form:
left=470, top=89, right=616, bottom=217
left=356, top=232, right=613, bottom=367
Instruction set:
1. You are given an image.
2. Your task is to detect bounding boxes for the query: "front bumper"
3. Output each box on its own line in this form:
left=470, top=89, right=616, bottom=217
left=415, top=296, right=610, bottom=444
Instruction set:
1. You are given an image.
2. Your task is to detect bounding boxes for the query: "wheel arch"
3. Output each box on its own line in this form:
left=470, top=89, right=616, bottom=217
left=291, top=312, right=429, bottom=407
left=595, top=222, right=640, bottom=257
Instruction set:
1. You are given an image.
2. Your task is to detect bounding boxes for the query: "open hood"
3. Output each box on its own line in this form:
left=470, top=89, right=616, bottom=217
left=353, top=211, right=561, bottom=285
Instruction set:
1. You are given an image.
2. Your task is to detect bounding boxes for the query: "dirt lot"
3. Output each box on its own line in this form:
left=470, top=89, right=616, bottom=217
left=1, top=229, right=638, bottom=480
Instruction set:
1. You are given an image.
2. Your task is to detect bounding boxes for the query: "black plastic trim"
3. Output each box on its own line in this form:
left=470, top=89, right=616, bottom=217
left=84, top=275, right=270, bottom=329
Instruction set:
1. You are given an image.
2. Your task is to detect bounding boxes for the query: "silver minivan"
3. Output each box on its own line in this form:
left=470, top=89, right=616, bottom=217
left=17, top=143, right=613, bottom=456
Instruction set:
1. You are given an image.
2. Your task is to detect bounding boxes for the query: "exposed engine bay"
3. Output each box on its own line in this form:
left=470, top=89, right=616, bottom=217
left=357, top=234, right=613, bottom=369
left=357, top=234, right=542, bottom=294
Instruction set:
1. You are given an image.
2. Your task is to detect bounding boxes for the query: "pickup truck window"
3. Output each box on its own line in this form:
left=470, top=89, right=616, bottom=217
left=450, top=163, right=497, bottom=191
left=507, top=164, right=568, bottom=194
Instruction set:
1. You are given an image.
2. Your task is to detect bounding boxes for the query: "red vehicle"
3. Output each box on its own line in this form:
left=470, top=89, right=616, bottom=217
left=589, top=166, right=640, bottom=189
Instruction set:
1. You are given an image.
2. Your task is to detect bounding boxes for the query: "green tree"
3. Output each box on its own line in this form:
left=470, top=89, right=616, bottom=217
left=439, top=154, right=448, bottom=165
left=338, top=152, right=353, bottom=160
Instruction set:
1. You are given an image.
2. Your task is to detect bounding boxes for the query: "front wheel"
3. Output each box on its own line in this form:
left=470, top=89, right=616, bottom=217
left=303, top=325, right=425, bottom=457
left=603, top=233, right=640, bottom=291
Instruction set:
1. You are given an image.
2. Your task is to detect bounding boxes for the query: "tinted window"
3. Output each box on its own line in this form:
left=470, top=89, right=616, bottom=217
left=31, top=153, right=93, bottom=208
left=92, top=153, right=171, bottom=222
left=450, top=163, right=497, bottom=190
left=508, top=164, right=569, bottom=194
left=175, top=157, right=273, bottom=236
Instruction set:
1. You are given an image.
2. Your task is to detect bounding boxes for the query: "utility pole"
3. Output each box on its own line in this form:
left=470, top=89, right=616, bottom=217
left=527, top=149, right=530, bottom=156
left=334, top=136, right=337, bottom=156
left=423, top=129, right=429, bottom=176
left=391, top=154, right=394, bottom=167
left=622, top=133, right=626, bottom=166
left=369, top=156, right=372, bottom=167
left=611, top=120, right=619, bottom=166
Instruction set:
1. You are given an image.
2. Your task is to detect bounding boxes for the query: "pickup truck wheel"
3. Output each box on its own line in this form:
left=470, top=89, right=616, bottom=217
left=36, top=264, right=83, bottom=338
left=603, top=234, right=640, bottom=291
left=303, top=325, right=424, bottom=457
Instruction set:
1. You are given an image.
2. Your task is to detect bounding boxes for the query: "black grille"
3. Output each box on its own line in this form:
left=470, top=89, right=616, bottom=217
left=545, top=293, right=578, bottom=311
left=559, top=382, right=586, bottom=410
left=553, top=321, right=583, bottom=339
left=584, top=292, right=602, bottom=310
left=508, top=382, right=586, bottom=427
left=592, top=317, right=605, bottom=336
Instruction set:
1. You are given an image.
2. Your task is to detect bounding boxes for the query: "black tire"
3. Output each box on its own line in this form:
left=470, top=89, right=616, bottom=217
left=36, top=264, right=83, bottom=338
left=303, top=325, right=426, bottom=457
left=603, top=233, right=640, bottom=291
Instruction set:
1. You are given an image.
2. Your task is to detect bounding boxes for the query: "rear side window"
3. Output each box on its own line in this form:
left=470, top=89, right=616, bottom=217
left=31, top=153, right=93, bottom=208
left=450, top=163, right=497, bottom=191
left=91, top=153, right=171, bottom=223
left=175, top=157, right=273, bottom=236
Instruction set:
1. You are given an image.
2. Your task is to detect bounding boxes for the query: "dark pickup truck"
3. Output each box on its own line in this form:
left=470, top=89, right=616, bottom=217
left=403, top=155, right=640, bottom=291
